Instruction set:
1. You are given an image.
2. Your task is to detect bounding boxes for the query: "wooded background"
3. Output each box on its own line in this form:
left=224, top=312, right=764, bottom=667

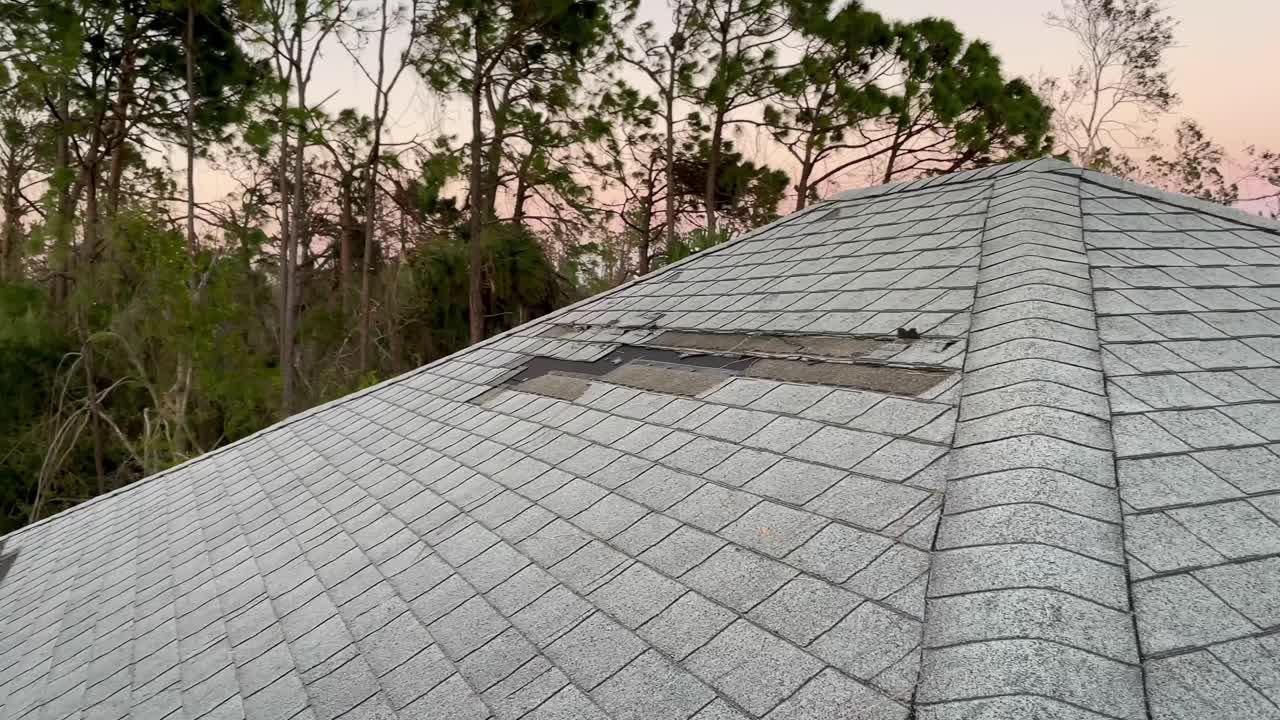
left=0, top=0, right=1276, bottom=531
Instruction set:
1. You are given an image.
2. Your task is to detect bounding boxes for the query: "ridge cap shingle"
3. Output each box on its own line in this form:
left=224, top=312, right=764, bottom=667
left=915, top=169, right=1148, bottom=719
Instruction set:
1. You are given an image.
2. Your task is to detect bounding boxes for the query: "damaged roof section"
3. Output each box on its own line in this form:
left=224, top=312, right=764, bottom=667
left=490, top=329, right=958, bottom=403
left=8, top=158, right=1276, bottom=720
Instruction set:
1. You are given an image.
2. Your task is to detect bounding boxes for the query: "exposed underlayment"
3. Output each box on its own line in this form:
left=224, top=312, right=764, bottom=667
left=3, top=158, right=1279, bottom=720
left=499, top=331, right=955, bottom=402
left=744, top=359, right=950, bottom=397
left=601, top=362, right=734, bottom=397
left=648, top=331, right=888, bottom=359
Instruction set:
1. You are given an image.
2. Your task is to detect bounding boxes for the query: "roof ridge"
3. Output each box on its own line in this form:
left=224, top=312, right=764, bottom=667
left=829, top=157, right=1078, bottom=204
left=915, top=169, right=1148, bottom=717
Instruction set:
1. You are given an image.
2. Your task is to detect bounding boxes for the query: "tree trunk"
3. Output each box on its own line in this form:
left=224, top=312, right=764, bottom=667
left=662, top=57, right=677, bottom=273
left=794, top=134, right=817, bottom=211
left=704, top=113, right=724, bottom=237
left=467, top=60, right=485, bottom=345
left=338, top=173, right=354, bottom=308
left=480, top=117, right=506, bottom=219
left=286, top=68, right=307, bottom=410
left=358, top=172, right=378, bottom=374
left=359, top=0, right=390, bottom=376
left=277, top=90, right=295, bottom=411
left=795, top=161, right=813, bottom=211
left=0, top=160, right=20, bottom=280
left=184, top=0, right=197, bottom=252
left=636, top=188, right=654, bottom=278
left=83, top=163, right=100, bottom=264
left=51, top=90, right=72, bottom=307
left=512, top=154, right=532, bottom=223
left=106, top=12, right=140, bottom=218
left=883, top=123, right=904, bottom=184
left=387, top=213, right=406, bottom=373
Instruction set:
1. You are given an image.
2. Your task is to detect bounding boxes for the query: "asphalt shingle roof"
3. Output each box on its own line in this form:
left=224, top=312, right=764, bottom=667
left=3, top=157, right=1279, bottom=720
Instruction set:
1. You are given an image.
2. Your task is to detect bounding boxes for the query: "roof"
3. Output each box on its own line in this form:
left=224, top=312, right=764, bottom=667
left=2, top=157, right=1279, bottom=720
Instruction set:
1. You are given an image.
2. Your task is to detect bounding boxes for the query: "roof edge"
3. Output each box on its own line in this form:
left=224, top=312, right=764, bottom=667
left=1, top=199, right=835, bottom=541
left=1063, top=167, right=1280, bottom=233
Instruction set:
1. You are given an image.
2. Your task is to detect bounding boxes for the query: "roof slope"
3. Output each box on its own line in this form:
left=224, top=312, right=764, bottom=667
left=1, top=158, right=1278, bottom=720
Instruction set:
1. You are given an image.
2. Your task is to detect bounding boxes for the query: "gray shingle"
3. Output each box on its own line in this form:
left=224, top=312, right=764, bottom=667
left=741, top=459, right=844, bottom=505
left=637, top=591, right=735, bottom=660
left=639, top=526, right=726, bottom=577
left=1132, top=574, right=1257, bottom=654
left=544, top=612, right=647, bottom=689
left=685, top=619, right=823, bottom=716
left=591, top=650, right=714, bottom=720
left=720, top=502, right=826, bottom=558
left=11, top=160, right=1278, bottom=720
left=765, top=668, right=906, bottom=720
left=1194, top=558, right=1280, bottom=628
left=588, top=563, right=685, bottom=629
left=682, top=545, right=796, bottom=612
left=747, top=577, right=861, bottom=646
left=1146, top=651, right=1280, bottom=720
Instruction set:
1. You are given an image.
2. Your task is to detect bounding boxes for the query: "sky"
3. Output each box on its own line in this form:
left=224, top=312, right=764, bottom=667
left=196, top=0, right=1280, bottom=205
left=864, top=0, right=1280, bottom=150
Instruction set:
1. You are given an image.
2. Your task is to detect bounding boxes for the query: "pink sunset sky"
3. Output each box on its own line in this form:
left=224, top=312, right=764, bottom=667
left=874, top=0, right=1280, bottom=149
left=196, top=0, right=1280, bottom=206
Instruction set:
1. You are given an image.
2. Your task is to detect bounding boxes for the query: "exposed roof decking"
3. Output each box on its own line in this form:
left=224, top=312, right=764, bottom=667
left=3, top=158, right=1280, bottom=720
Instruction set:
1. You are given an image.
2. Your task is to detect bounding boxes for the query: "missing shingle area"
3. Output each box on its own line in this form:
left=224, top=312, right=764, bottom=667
left=603, top=360, right=733, bottom=396
left=481, top=330, right=954, bottom=402
left=745, top=358, right=947, bottom=396
left=511, top=373, right=593, bottom=401
left=650, top=331, right=887, bottom=360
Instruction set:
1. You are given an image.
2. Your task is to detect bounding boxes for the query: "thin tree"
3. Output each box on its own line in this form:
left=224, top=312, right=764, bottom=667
left=616, top=0, right=701, bottom=272
left=338, top=0, right=419, bottom=375
left=248, top=0, right=348, bottom=410
left=1145, top=119, right=1238, bottom=205
left=1044, top=0, right=1178, bottom=166
left=413, top=0, right=625, bottom=345
left=759, top=0, right=894, bottom=209
left=691, top=0, right=791, bottom=236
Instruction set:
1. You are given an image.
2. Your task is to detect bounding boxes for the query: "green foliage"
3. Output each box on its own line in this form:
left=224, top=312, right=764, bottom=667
left=663, top=228, right=729, bottom=267
left=1146, top=120, right=1239, bottom=205
left=672, top=138, right=787, bottom=231
left=883, top=18, right=1052, bottom=179
left=0, top=285, right=71, bottom=533
left=405, top=223, right=562, bottom=355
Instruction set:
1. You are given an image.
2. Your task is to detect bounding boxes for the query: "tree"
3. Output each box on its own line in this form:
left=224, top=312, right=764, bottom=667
left=689, top=0, right=790, bottom=235
left=337, top=0, right=420, bottom=375
left=413, top=0, right=628, bottom=345
left=0, top=110, right=42, bottom=280
left=245, top=0, right=351, bottom=411
left=761, top=0, right=894, bottom=209
left=879, top=19, right=1052, bottom=182
left=672, top=137, right=788, bottom=237
left=1044, top=0, right=1178, bottom=166
left=616, top=0, right=702, bottom=266
left=1145, top=119, right=1238, bottom=205
left=1241, top=146, right=1280, bottom=217
left=0, top=0, right=257, bottom=285
left=581, top=82, right=666, bottom=278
